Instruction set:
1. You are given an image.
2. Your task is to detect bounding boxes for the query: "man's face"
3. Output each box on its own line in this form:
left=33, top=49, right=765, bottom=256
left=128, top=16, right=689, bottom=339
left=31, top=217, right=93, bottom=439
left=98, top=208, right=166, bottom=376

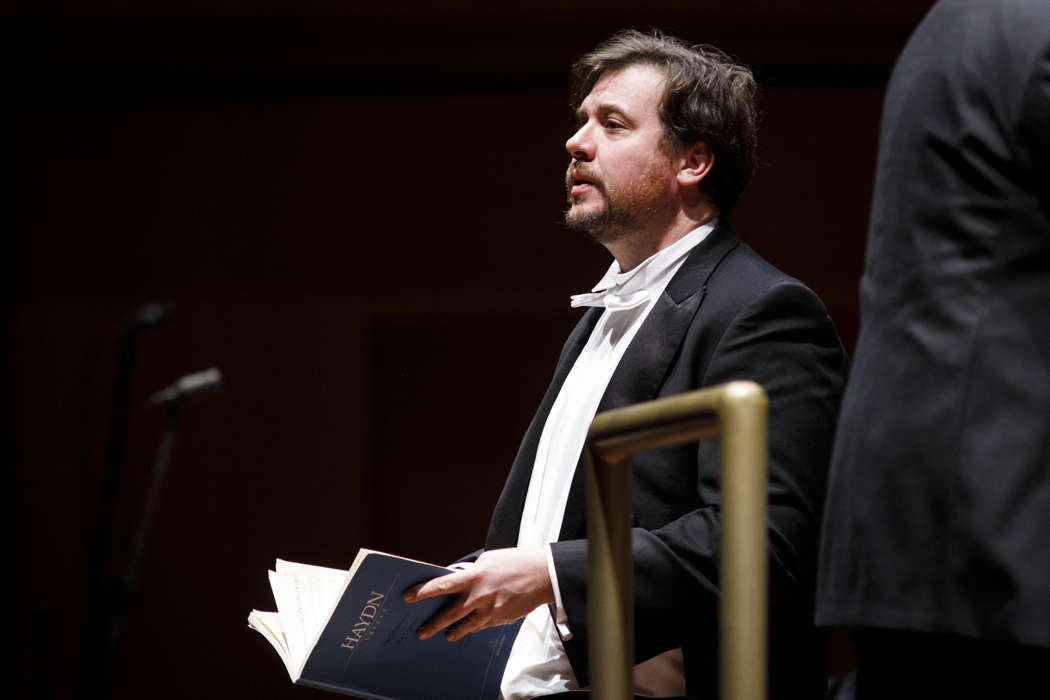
left=565, top=63, right=679, bottom=241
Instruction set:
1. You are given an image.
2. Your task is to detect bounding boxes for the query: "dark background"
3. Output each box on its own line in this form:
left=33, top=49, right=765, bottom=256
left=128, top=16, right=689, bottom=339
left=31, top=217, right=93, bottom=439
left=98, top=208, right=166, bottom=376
left=13, top=1, right=934, bottom=698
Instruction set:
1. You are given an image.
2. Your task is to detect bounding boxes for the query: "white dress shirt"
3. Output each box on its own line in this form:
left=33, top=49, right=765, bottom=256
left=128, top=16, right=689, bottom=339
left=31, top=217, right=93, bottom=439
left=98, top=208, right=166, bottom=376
left=500, top=222, right=715, bottom=700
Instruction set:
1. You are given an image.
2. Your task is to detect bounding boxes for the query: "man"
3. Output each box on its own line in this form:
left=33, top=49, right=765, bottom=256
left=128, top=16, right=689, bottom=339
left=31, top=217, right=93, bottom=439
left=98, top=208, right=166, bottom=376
left=405, top=30, right=847, bottom=698
left=816, top=1, right=1050, bottom=697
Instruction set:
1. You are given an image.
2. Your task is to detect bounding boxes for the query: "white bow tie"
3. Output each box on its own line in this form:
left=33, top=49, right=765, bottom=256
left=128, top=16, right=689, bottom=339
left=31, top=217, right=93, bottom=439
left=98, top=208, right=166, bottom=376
left=570, top=287, right=651, bottom=311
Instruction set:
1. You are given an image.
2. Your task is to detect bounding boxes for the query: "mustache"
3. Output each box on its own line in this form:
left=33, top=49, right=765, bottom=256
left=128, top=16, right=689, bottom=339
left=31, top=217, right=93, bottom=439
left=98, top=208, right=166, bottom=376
left=565, top=163, right=604, bottom=193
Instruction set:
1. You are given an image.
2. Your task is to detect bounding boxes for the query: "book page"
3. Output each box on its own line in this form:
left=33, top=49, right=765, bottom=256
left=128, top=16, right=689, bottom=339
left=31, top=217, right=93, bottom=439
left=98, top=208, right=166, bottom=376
left=275, top=559, right=347, bottom=582
left=276, top=559, right=347, bottom=641
left=247, top=610, right=296, bottom=678
left=269, top=560, right=349, bottom=672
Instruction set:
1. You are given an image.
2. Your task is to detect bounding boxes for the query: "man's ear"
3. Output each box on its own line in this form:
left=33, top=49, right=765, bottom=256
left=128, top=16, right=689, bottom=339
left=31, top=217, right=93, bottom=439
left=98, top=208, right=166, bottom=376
left=676, top=141, right=714, bottom=187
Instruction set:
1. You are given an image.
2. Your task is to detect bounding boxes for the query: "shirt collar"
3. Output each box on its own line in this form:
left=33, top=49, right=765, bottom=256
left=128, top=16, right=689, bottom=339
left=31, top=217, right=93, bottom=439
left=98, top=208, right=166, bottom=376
left=570, top=220, right=717, bottom=310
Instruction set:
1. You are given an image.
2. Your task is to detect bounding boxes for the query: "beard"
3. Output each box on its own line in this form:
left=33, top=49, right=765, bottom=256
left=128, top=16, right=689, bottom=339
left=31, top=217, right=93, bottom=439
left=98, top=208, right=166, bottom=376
left=564, top=160, right=673, bottom=243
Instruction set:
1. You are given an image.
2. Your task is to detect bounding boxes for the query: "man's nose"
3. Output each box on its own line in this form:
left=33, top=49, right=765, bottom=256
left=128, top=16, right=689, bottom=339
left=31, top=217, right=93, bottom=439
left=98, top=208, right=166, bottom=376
left=565, top=125, right=594, bottom=161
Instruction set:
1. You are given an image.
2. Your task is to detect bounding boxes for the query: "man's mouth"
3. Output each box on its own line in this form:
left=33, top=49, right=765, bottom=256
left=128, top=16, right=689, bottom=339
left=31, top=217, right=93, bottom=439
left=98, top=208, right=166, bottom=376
left=570, top=180, right=595, bottom=196
left=567, top=169, right=600, bottom=197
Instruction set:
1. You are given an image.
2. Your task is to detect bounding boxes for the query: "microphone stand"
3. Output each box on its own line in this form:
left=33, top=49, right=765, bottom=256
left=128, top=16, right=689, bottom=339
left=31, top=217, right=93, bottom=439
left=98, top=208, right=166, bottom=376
left=79, top=365, right=221, bottom=700
left=78, top=303, right=170, bottom=700
left=86, top=400, right=182, bottom=700
left=124, top=397, right=181, bottom=596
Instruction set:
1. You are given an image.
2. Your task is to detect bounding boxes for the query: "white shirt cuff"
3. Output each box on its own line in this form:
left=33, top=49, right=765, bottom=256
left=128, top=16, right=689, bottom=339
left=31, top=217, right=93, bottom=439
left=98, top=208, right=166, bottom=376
left=545, top=545, right=573, bottom=639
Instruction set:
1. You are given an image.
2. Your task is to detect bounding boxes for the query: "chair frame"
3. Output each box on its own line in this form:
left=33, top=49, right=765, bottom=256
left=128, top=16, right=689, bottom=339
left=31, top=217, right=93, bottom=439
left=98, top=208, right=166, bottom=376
left=584, top=380, right=769, bottom=700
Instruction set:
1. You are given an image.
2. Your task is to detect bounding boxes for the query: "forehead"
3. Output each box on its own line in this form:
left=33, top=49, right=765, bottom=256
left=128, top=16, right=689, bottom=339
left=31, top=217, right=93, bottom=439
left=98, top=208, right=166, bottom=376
left=579, top=63, right=667, bottom=119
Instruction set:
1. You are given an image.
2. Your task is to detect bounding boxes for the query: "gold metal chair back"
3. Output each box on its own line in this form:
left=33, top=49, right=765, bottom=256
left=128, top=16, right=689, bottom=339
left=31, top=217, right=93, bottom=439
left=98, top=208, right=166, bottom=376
left=584, top=380, right=768, bottom=700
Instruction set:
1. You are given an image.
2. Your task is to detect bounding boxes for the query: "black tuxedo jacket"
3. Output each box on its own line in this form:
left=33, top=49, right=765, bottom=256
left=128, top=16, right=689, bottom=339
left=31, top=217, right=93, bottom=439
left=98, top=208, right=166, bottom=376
left=816, top=0, right=1050, bottom=649
left=483, top=224, right=847, bottom=698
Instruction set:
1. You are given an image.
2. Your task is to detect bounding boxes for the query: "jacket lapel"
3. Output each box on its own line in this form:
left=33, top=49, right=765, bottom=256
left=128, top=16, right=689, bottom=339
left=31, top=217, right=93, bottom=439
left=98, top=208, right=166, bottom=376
left=557, top=224, right=741, bottom=539
left=484, top=307, right=604, bottom=548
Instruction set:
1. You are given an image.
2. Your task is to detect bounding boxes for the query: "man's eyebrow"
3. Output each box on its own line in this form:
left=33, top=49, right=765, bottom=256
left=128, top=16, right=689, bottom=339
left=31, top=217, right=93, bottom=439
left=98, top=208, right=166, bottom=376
left=576, top=101, right=632, bottom=121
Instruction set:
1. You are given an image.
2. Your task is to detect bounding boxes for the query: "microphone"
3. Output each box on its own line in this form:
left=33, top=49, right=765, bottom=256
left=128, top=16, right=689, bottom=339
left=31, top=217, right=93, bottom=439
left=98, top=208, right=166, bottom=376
left=121, top=302, right=173, bottom=336
left=150, top=367, right=223, bottom=405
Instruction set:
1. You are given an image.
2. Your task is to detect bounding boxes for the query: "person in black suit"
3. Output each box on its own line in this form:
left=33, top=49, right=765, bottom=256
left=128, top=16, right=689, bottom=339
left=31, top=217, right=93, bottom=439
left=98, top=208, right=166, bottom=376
left=405, top=30, right=847, bottom=698
left=816, top=1, right=1050, bottom=696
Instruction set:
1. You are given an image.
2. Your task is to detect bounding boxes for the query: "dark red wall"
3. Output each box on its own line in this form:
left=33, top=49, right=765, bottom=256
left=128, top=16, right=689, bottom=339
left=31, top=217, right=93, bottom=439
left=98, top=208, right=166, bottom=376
left=13, top=2, right=933, bottom=698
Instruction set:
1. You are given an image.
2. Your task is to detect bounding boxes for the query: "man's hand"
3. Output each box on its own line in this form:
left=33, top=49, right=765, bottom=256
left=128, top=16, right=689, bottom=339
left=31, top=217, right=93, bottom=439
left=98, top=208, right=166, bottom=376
left=402, top=546, right=554, bottom=642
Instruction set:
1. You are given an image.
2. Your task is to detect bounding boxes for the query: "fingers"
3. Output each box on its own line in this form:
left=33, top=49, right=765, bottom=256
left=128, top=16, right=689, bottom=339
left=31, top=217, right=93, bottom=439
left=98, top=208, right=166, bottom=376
left=445, top=611, right=490, bottom=642
left=404, top=571, right=480, bottom=641
left=402, top=570, right=468, bottom=603
left=401, top=551, right=547, bottom=642
left=414, top=597, right=474, bottom=640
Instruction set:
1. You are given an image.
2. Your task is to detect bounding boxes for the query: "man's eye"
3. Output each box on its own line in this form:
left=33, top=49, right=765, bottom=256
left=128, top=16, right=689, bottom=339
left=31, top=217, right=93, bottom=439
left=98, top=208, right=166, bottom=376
left=605, top=121, right=624, bottom=130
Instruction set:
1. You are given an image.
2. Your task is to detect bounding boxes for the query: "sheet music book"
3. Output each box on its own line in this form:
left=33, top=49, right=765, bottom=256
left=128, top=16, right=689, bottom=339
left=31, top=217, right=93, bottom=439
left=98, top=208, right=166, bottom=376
left=248, top=549, right=521, bottom=700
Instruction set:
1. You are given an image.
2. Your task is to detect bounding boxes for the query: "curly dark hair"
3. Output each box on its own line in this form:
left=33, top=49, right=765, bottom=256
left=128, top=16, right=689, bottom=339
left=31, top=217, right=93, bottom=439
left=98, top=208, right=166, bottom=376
left=570, top=29, right=758, bottom=215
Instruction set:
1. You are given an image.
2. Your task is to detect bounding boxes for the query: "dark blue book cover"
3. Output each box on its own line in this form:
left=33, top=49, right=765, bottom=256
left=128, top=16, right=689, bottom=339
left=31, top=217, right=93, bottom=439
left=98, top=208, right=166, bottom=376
left=296, top=551, right=522, bottom=700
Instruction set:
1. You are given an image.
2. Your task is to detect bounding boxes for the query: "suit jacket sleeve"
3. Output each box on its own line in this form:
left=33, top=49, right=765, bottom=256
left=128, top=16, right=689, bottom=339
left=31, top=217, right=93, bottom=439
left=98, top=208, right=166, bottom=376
left=1018, top=32, right=1050, bottom=188
left=549, top=278, right=845, bottom=676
